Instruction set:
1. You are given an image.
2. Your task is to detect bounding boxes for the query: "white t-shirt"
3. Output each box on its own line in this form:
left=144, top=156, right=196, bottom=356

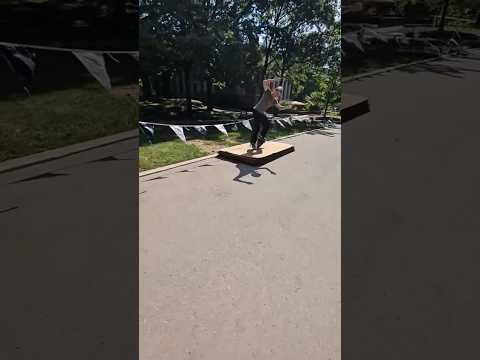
left=253, top=88, right=276, bottom=115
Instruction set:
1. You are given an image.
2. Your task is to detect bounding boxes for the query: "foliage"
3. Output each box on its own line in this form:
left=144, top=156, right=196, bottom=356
left=140, top=0, right=341, bottom=113
left=305, top=91, right=325, bottom=111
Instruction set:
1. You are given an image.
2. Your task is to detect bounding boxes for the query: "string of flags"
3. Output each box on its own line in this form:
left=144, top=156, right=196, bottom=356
left=0, top=41, right=139, bottom=93
left=139, top=114, right=324, bottom=143
left=139, top=119, right=252, bottom=143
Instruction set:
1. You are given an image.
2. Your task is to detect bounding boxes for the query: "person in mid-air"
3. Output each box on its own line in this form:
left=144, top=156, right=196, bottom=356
left=250, top=79, right=286, bottom=150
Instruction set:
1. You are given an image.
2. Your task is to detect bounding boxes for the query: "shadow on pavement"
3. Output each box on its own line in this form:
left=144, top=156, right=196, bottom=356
left=304, top=129, right=337, bottom=137
left=233, top=163, right=277, bottom=185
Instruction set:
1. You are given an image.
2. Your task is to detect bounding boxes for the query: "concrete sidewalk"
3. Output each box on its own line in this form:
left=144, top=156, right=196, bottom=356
left=140, top=129, right=341, bottom=360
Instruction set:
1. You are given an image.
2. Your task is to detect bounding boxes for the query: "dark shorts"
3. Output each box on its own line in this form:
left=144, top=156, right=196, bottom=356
left=251, top=109, right=271, bottom=145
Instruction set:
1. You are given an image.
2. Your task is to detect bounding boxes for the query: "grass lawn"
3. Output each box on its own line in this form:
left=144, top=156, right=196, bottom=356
left=0, top=82, right=137, bottom=162
left=139, top=123, right=315, bottom=172
left=139, top=141, right=209, bottom=171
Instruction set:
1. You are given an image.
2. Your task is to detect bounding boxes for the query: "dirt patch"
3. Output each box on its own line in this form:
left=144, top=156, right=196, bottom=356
left=111, top=84, right=139, bottom=98
left=189, top=139, right=238, bottom=154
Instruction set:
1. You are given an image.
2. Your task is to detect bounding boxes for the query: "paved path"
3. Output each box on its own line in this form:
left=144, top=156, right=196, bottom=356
left=140, top=129, right=341, bottom=360
left=343, top=49, right=480, bottom=359
left=1, top=138, right=138, bottom=360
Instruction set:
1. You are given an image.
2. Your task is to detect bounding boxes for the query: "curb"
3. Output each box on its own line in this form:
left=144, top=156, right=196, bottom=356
left=139, top=154, right=218, bottom=178
left=0, top=130, right=138, bottom=175
left=343, top=45, right=477, bottom=83
left=139, top=127, right=339, bottom=177
left=342, top=55, right=444, bottom=83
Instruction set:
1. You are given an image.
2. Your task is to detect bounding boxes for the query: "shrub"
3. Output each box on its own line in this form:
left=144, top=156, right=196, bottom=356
left=305, top=91, right=324, bottom=111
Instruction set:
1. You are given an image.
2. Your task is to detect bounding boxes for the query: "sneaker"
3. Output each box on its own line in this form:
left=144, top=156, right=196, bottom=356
left=250, top=142, right=257, bottom=150
left=256, top=138, right=265, bottom=149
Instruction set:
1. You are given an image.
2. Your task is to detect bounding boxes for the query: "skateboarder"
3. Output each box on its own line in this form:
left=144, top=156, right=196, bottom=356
left=251, top=79, right=286, bottom=149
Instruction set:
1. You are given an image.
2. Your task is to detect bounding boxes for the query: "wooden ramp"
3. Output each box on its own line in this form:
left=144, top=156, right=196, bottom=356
left=341, top=93, right=370, bottom=122
left=217, top=141, right=294, bottom=165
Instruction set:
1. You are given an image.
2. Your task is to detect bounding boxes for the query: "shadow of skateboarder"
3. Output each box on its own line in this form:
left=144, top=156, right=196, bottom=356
left=233, top=163, right=277, bottom=185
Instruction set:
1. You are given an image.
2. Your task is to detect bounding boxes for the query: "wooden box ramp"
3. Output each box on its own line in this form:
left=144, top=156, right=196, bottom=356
left=217, top=141, right=295, bottom=165
left=341, top=93, right=370, bottom=122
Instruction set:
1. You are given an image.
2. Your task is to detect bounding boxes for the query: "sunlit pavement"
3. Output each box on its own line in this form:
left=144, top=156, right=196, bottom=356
left=140, top=129, right=341, bottom=360
left=342, top=49, right=480, bottom=359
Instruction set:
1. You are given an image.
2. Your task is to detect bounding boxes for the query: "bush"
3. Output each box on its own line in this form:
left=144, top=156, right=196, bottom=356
left=305, top=91, right=324, bottom=111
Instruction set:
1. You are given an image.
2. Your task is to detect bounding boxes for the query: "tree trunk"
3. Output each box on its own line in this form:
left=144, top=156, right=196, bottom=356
left=262, top=47, right=271, bottom=82
left=280, top=66, right=286, bottom=80
left=206, top=77, right=213, bottom=112
left=161, top=71, right=172, bottom=97
left=184, top=64, right=193, bottom=117
left=438, top=0, right=451, bottom=32
left=141, top=73, right=152, bottom=100
left=323, top=78, right=335, bottom=118
left=323, top=97, right=330, bottom=118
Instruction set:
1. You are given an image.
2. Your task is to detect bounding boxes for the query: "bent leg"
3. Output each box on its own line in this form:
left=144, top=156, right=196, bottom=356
left=250, top=112, right=261, bottom=146
left=259, top=115, right=270, bottom=140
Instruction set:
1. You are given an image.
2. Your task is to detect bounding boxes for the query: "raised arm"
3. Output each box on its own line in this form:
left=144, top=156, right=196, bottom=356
left=263, top=79, right=274, bottom=91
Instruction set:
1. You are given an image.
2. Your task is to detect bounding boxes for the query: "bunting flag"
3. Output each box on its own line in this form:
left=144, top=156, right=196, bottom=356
left=137, top=113, right=332, bottom=145
left=169, top=125, right=187, bottom=143
left=139, top=123, right=154, bottom=144
left=242, top=120, right=252, bottom=131
left=142, top=123, right=155, bottom=138
left=1, top=45, right=36, bottom=95
left=8, top=47, right=36, bottom=75
left=0, top=41, right=138, bottom=93
left=73, top=51, right=111, bottom=90
left=214, top=124, right=228, bottom=136
left=194, top=125, right=208, bottom=135
left=106, top=53, right=121, bottom=63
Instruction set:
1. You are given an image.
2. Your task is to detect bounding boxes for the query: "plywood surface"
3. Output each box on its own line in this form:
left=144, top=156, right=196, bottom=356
left=218, top=141, right=295, bottom=165
left=341, top=93, right=370, bottom=122
left=341, top=93, right=369, bottom=110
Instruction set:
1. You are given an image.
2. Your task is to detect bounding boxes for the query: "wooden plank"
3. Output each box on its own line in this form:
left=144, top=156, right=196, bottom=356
left=217, top=141, right=295, bottom=165
left=341, top=93, right=370, bottom=122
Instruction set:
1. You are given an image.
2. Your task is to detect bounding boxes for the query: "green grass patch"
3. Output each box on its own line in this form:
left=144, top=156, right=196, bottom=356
left=0, top=83, right=137, bottom=162
left=139, top=140, right=208, bottom=171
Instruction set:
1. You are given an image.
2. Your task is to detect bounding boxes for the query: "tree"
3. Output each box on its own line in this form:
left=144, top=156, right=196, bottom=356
left=140, top=0, right=255, bottom=115
left=254, top=0, right=335, bottom=82
left=438, top=0, right=451, bottom=31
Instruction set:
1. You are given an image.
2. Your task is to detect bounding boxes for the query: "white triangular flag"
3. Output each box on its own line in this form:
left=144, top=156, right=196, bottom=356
left=242, top=120, right=252, bottom=131
left=276, top=119, right=286, bottom=128
left=106, top=53, right=121, bottom=63
left=215, top=124, right=228, bottom=136
left=140, top=123, right=155, bottom=137
left=73, top=51, right=111, bottom=90
left=194, top=125, right=207, bottom=135
left=284, top=117, right=293, bottom=126
left=9, top=47, right=36, bottom=74
left=170, top=125, right=186, bottom=142
left=139, top=123, right=154, bottom=144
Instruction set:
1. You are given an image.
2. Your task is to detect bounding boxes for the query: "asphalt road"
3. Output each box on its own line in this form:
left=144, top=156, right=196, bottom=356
left=140, top=129, right=341, bottom=360
left=343, top=49, right=480, bottom=359
left=1, top=137, right=139, bottom=360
